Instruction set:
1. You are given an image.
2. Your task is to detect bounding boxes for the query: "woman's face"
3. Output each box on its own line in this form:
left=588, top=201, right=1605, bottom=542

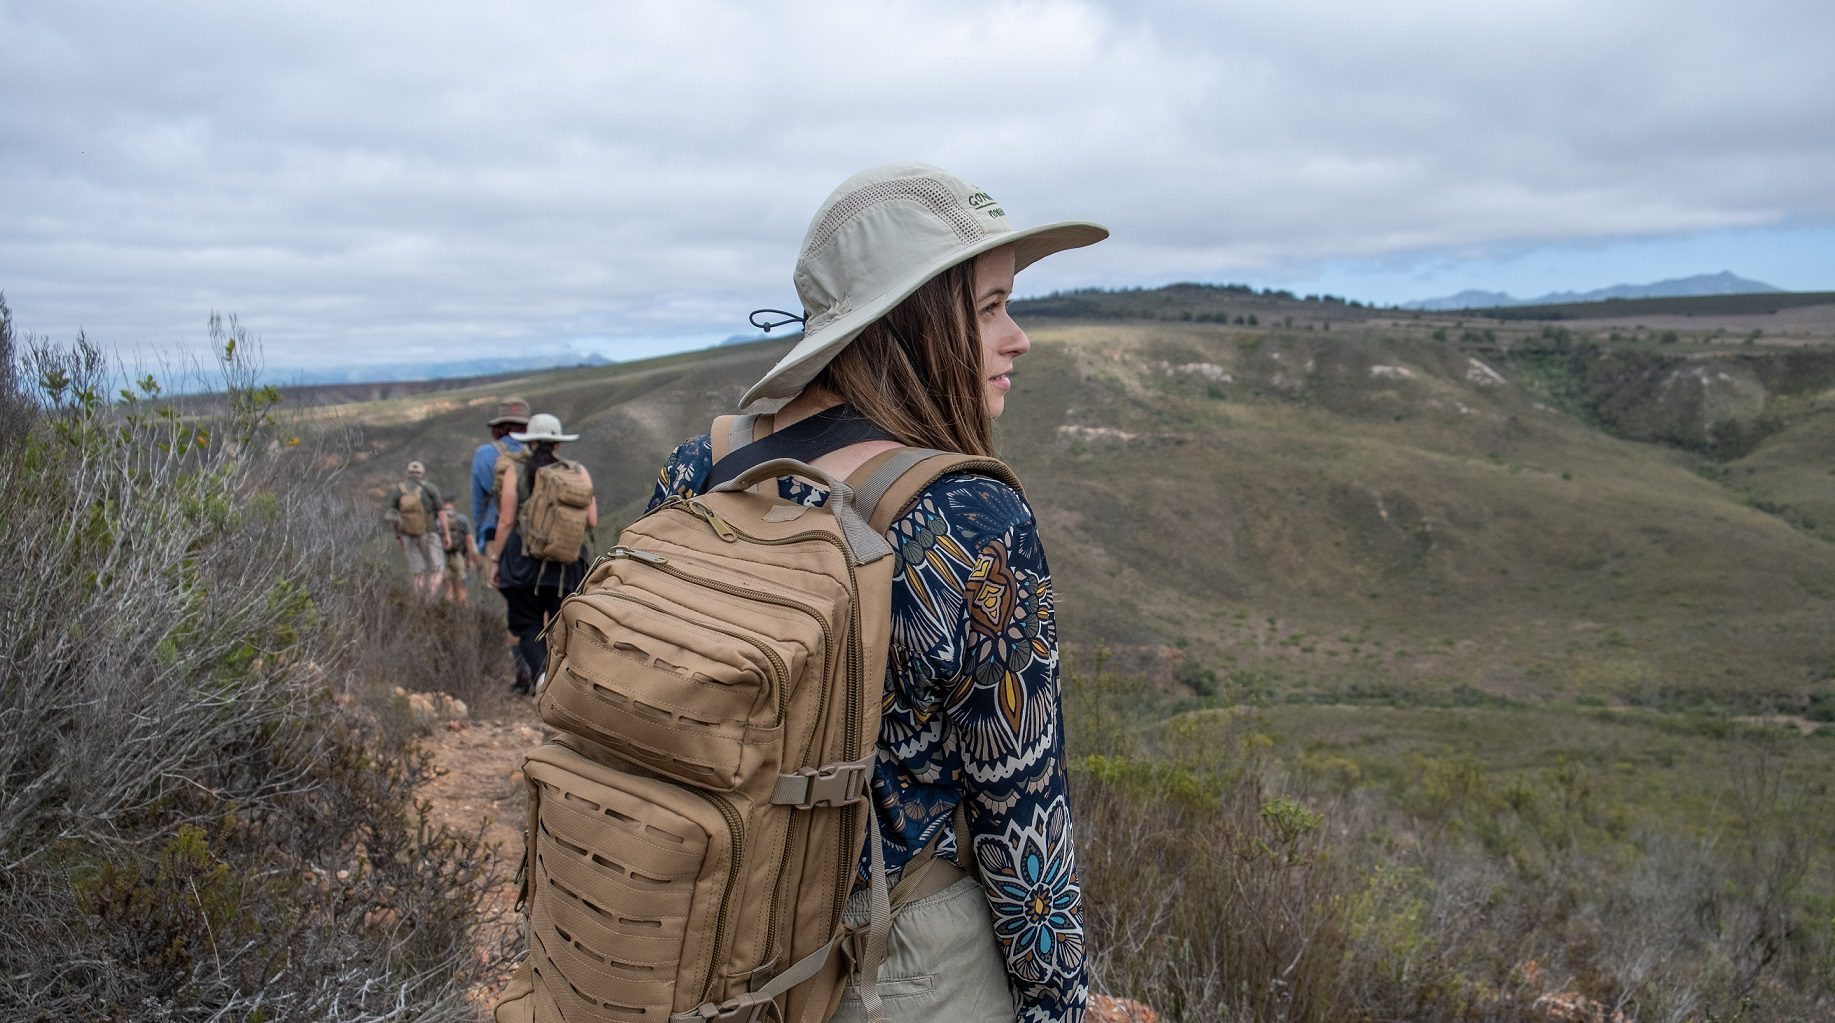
left=974, top=246, right=1028, bottom=419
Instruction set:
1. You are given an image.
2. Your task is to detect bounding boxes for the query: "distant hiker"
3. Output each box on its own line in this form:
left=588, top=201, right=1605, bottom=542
left=387, top=460, right=451, bottom=599
left=483, top=413, right=596, bottom=696
left=470, top=396, right=530, bottom=549
left=440, top=498, right=480, bottom=605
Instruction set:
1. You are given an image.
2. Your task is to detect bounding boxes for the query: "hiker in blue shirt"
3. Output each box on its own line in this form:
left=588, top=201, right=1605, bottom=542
left=470, top=396, right=529, bottom=548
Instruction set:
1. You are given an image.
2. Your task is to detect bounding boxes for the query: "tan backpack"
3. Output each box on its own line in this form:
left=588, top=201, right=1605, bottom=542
left=396, top=482, right=429, bottom=537
left=494, top=414, right=1019, bottom=1023
left=516, top=456, right=594, bottom=562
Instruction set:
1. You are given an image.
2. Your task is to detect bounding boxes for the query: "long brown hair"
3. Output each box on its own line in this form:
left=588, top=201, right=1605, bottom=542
left=806, top=256, right=993, bottom=456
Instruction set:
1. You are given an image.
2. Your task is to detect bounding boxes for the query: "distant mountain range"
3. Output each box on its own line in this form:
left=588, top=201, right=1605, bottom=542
left=263, top=351, right=615, bottom=388
left=1402, top=271, right=1782, bottom=312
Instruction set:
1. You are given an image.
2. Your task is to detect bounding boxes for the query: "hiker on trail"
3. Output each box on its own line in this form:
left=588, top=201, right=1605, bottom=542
left=483, top=413, right=597, bottom=696
left=471, top=396, right=530, bottom=549
left=440, top=498, right=481, bottom=605
left=386, top=460, right=451, bottom=599
left=645, top=164, right=1106, bottom=1022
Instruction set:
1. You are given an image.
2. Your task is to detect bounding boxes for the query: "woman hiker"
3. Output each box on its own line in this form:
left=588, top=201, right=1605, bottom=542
left=649, top=163, right=1106, bottom=1021
left=485, top=412, right=598, bottom=696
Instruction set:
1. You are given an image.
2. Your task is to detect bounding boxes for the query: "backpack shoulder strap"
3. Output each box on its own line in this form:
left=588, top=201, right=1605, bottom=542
left=709, top=414, right=765, bottom=465
left=846, top=449, right=1024, bottom=534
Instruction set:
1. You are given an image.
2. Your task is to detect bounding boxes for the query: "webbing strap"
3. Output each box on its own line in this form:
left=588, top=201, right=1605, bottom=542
left=727, top=415, right=757, bottom=463
left=673, top=932, right=840, bottom=1021
left=850, top=448, right=947, bottom=526
left=855, top=809, right=893, bottom=1023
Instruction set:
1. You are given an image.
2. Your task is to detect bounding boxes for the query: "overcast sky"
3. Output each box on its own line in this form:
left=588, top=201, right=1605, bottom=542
left=4, top=0, right=1833, bottom=375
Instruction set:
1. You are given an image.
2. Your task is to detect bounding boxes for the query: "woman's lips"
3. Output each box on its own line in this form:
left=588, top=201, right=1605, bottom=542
left=989, top=371, right=1012, bottom=391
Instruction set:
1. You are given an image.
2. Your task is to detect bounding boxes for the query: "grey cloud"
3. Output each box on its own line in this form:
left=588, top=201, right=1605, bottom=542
left=2, top=0, right=1830, bottom=372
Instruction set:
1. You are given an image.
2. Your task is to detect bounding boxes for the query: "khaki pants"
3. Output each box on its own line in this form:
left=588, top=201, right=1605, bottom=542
left=831, top=875, right=1015, bottom=1023
left=402, top=532, right=441, bottom=574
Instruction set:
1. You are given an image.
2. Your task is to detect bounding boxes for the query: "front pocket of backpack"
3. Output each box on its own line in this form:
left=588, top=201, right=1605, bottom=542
left=524, top=741, right=742, bottom=1019
left=544, top=592, right=788, bottom=790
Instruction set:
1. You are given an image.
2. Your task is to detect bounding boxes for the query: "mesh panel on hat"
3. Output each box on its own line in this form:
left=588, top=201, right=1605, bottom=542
left=804, top=176, right=983, bottom=257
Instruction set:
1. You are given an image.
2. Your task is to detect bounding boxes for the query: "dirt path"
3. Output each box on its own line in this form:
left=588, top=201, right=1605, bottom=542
left=418, top=700, right=1159, bottom=1022
left=417, top=701, right=547, bottom=1006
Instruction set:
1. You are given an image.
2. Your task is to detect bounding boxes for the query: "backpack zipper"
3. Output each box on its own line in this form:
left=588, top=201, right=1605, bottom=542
left=685, top=786, right=745, bottom=1005
left=663, top=516, right=869, bottom=932
left=607, top=546, right=840, bottom=967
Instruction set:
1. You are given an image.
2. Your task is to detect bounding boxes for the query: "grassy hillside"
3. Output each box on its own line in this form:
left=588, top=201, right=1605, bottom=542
left=320, top=298, right=1835, bottom=1020
left=337, top=308, right=1835, bottom=715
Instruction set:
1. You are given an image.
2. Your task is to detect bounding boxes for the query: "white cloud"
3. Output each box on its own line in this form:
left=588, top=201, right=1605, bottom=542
left=2, top=0, right=1831, bottom=371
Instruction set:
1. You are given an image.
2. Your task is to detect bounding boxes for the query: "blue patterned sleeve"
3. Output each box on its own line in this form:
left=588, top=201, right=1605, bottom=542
left=647, top=434, right=713, bottom=511
left=940, top=483, right=1088, bottom=1022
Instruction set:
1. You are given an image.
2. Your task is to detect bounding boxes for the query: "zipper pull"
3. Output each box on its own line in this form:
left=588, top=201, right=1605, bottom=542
left=689, top=500, right=739, bottom=542
left=611, top=545, right=668, bottom=564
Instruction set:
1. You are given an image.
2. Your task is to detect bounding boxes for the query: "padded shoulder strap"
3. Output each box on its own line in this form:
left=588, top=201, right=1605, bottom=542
left=845, top=449, right=1024, bottom=534
left=709, top=414, right=763, bottom=464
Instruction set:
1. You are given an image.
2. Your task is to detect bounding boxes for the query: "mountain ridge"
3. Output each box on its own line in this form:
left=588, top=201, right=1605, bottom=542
left=1403, top=270, right=1782, bottom=311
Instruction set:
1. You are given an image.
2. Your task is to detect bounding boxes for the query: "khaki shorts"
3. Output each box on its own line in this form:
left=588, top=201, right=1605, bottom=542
left=831, top=875, right=1015, bottom=1023
left=444, top=548, right=469, bottom=581
left=402, top=532, right=442, bottom=575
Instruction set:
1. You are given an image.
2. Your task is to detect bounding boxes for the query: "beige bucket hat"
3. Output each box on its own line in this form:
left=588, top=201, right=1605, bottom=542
left=509, top=413, right=578, bottom=443
left=740, top=163, right=1108, bottom=411
left=405, top=460, right=426, bottom=476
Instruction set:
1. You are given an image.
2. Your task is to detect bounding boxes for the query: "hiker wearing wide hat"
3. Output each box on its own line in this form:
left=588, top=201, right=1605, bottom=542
left=386, top=460, right=452, bottom=599
left=483, top=412, right=597, bottom=696
left=472, top=396, right=531, bottom=549
left=439, top=497, right=481, bottom=606
left=550, top=163, right=1104, bottom=1022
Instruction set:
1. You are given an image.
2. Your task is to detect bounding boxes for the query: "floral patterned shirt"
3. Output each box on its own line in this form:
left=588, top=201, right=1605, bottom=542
left=649, top=435, right=1087, bottom=1023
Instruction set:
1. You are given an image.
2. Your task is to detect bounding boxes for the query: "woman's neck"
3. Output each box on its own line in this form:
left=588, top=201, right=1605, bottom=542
left=773, top=389, right=841, bottom=430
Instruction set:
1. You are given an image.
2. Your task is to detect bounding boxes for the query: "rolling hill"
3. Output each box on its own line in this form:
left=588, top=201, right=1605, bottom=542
left=326, top=292, right=1835, bottom=714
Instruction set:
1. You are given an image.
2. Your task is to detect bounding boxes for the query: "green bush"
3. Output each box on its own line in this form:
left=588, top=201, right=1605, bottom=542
left=0, top=302, right=507, bottom=1021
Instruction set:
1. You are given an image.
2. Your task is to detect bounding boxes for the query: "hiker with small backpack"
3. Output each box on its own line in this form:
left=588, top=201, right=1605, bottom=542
left=441, top=498, right=481, bottom=605
left=497, top=164, right=1105, bottom=1023
left=387, top=459, right=451, bottom=599
left=483, top=413, right=597, bottom=696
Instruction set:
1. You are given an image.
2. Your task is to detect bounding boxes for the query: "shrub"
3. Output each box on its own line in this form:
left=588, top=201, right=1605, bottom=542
left=0, top=304, right=508, bottom=1021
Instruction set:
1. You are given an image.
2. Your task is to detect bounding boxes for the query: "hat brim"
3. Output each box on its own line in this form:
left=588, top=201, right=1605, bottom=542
left=739, top=219, right=1108, bottom=411
left=508, top=430, right=578, bottom=443
left=487, top=415, right=531, bottom=427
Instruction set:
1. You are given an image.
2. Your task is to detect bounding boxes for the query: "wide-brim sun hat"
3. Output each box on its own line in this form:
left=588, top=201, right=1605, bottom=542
left=488, top=396, right=532, bottom=427
left=740, top=162, right=1108, bottom=411
left=509, top=413, right=578, bottom=443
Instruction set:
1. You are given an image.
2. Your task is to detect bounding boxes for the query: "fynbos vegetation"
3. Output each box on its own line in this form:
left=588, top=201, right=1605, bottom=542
left=0, top=297, right=510, bottom=1021
left=1067, top=651, right=1835, bottom=1022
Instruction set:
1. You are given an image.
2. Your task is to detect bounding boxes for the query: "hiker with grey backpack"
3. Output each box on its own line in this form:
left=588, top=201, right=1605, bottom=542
left=497, top=164, right=1105, bottom=1022
left=483, top=413, right=598, bottom=697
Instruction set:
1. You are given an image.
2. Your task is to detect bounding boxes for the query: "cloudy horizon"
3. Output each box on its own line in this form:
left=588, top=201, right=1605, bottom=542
left=4, top=0, right=1832, bottom=376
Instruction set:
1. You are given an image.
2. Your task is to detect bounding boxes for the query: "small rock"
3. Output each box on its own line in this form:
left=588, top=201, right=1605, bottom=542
left=1088, top=994, right=1158, bottom=1023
